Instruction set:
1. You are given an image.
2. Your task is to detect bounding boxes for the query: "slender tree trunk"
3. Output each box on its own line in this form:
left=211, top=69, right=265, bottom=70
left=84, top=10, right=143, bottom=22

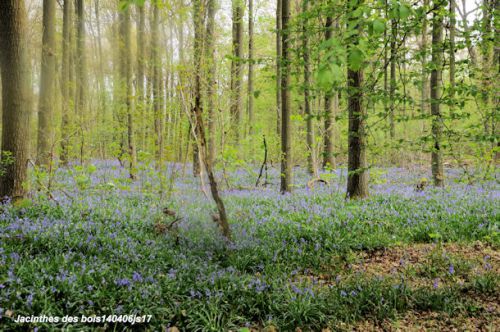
left=193, top=0, right=231, bottom=239
left=481, top=0, right=493, bottom=136
left=37, top=0, right=56, bottom=167
left=60, top=0, right=72, bottom=165
left=430, top=0, right=445, bottom=187
left=280, top=0, right=292, bottom=193
left=302, top=0, right=315, bottom=175
left=137, top=4, right=146, bottom=153
left=119, top=5, right=137, bottom=179
left=323, top=15, right=336, bottom=169
left=0, top=0, right=32, bottom=200
left=276, top=0, right=282, bottom=137
left=383, top=0, right=389, bottom=132
left=389, top=16, right=397, bottom=139
left=205, top=0, right=217, bottom=164
left=247, top=0, right=255, bottom=138
left=449, top=0, right=456, bottom=99
left=151, top=2, right=163, bottom=169
left=95, top=0, right=107, bottom=159
left=230, top=0, right=244, bottom=145
left=421, top=0, right=429, bottom=128
left=75, top=0, right=86, bottom=164
left=346, top=0, right=368, bottom=199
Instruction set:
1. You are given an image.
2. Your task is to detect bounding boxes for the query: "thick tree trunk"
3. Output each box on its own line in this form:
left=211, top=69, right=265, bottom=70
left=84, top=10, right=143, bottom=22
left=302, top=0, right=315, bottom=175
left=346, top=0, right=368, bottom=199
left=430, top=0, right=445, bottom=187
left=0, top=0, right=32, bottom=200
left=323, top=15, right=336, bottom=169
left=37, top=0, right=56, bottom=167
left=280, top=0, right=292, bottom=193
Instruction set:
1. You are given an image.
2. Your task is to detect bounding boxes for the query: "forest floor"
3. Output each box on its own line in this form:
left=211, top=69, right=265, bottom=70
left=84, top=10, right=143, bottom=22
left=0, top=161, right=498, bottom=331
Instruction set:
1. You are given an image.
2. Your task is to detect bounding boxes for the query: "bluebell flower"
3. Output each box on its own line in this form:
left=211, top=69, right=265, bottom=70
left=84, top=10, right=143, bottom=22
left=132, top=272, right=143, bottom=283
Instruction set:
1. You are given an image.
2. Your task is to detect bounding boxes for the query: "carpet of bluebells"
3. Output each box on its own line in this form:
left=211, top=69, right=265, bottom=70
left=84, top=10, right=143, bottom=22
left=1, top=161, right=499, bottom=331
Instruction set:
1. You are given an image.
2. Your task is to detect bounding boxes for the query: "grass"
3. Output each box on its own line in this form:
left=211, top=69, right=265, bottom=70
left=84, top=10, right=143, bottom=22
left=0, top=161, right=498, bottom=331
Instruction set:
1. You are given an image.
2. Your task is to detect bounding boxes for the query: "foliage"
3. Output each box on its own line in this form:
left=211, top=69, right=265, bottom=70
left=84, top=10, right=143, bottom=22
left=0, top=163, right=498, bottom=330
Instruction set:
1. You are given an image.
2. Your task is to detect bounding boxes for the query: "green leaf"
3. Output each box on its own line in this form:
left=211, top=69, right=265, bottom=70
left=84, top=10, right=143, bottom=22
left=399, top=4, right=411, bottom=20
left=348, top=47, right=364, bottom=71
left=372, top=19, right=386, bottom=34
left=330, top=63, right=343, bottom=83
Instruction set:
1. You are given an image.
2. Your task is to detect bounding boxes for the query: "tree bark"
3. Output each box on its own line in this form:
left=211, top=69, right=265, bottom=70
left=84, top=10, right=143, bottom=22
left=0, top=0, right=32, bottom=200
left=276, top=0, right=282, bottom=137
left=37, top=0, right=56, bottom=167
left=151, top=2, right=163, bottom=169
left=449, top=0, right=456, bottom=94
left=230, top=0, right=244, bottom=145
left=421, top=0, right=429, bottom=125
left=75, top=0, right=87, bottom=163
left=119, top=5, right=137, bottom=179
left=193, top=0, right=231, bottom=239
left=389, top=16, right=397, bottom=138
left=302, top=0, right=315, bottom=175
left=346, top=0, right=368, bottom=199
left=136, top=4, right=146, bottom=152
left=247, top=0, right=255, bottom=137
left=323, top=15, right=336, bottom=169
left=205, top=0, right=217, bottom=164
left=280, top=0, right=292, bottom=193
left=60, top=0, right=72, bottom=165
left=430, top=0, right=445, bottom=187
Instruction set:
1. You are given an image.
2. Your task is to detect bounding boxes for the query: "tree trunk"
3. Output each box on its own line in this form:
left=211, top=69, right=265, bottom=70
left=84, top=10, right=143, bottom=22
left=75, top=0, right=86, bottom=164
left=247, top=0, right=255, bottom=138
left=205, top=0, right=217, bottom=164
left=449, top=0, right=456, bottom=103
left=119, top=5, right=137, bottom=179
left=481, top=0, right=493, bottom=136
left=0, top=0, right=32, bottom=200
left=421, top=0, right=429, bottom=126
left=136, top=4, right=145, bottom=152
left=193, top=0, right=231, bottom=239
left=37, top=0, right=56, bottom=167
left=389, top=16, right=397, bottom=139
left=302, top=0, right=315, bottom=175
left=230, top=0, right=244, bottom=145
left=280, top=0, right=292, bottom=193
left=151, top=2, right=163, bottom=169
left=323, top=15, right=336, bottom=169
left=383, top=0, right=389, bottom=133
left=430, top=0, right=445, bottom=187
left=95, top=0, right=107, bottom=160
left=346, top=0, right=368, bottom=199
left=60, top=0, right=72, bottom=165
left=276, top=0, right=282, bottom=137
